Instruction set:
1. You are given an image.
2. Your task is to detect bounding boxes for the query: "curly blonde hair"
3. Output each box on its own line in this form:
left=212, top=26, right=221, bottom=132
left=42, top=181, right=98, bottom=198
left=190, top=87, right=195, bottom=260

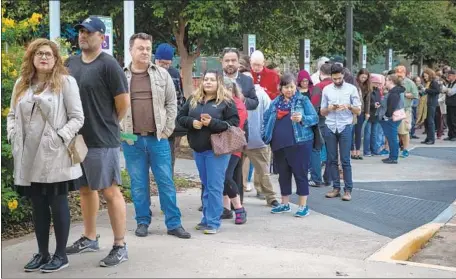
left=13, top=38, right=68, bottom=105
left=190, top=70, right=232, bottom=108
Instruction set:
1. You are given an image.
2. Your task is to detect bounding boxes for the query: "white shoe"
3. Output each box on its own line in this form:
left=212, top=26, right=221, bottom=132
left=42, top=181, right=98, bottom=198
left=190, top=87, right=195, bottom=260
left=245, top=182, right=253, bottom=192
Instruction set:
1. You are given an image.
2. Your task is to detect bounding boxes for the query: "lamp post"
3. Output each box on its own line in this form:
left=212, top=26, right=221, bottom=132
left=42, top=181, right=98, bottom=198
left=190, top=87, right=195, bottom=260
left=345, top=1, right=353, bottom=72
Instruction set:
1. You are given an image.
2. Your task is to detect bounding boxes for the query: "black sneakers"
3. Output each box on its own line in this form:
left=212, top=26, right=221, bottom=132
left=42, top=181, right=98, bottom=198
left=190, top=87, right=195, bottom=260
left=135, top=224, right=149, bottom=237
left=221, top=208, right=233, bottom=219
left=24, top=253, right=51, bottom=272
left=66, top=235, right=100, bottom=254
left=99, top=244, right=129, bottom=267
left=40, top=254, right=69, bottom=273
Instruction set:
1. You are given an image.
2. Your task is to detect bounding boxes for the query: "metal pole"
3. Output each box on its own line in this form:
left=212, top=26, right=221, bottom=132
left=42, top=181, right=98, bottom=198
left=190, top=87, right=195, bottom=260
left=124, top=0, right=135, bottom=67
left=345, top=2, right=353, bottom=72
left=49, top=0, right=61, bottom=42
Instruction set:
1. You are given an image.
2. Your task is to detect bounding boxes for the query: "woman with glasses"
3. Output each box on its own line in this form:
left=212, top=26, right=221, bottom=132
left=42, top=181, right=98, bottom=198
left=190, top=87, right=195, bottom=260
left=7, top=38, right=84, bottom=272
left=262, top=73, right=318, bottom=217
left=177, top=70, right=239, bottom=234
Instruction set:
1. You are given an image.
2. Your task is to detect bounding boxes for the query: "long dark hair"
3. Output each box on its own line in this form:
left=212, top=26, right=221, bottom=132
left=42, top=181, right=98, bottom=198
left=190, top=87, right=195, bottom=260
left=356, top=68, right=373, bottom=96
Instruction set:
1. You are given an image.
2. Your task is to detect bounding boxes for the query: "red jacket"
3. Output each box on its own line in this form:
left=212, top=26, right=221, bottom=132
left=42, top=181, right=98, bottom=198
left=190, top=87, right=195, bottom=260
left=251, top=67, right=280, bottom=100
left=233, top=96, right=247, bottom=158
left=312, top=78, right=333, bottom=108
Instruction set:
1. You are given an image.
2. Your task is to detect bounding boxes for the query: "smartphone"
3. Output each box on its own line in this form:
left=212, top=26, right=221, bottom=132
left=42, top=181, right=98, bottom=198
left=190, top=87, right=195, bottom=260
left=200, top=113, right=211, bottom=119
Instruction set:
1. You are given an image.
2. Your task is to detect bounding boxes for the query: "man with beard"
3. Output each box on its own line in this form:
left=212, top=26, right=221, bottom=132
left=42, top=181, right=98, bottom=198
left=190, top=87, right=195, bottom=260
left=320, top=64, right=361, bottom=201
left=65, top=16, right=130, bottom=267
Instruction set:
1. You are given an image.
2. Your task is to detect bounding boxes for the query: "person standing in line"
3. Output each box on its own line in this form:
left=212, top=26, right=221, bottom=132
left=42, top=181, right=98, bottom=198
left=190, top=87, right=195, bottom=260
left=121, top=33, right=191, bottom=239
left=410, top=76, right=423, bottom=139
left=321, top=64, right=361, bottom=201
left=421, top=68, right=440, bottom=145
left=377, top=74, right=405, bottom=164
left=222, top=47, right=259, bottom=204
left=177, top=70, right=239, bottom=234
left=363, top=74, right=382, bottom=157
left=7, top=38, right=84, bottom=273
left=395, top=66, right=418, bottom=157
left=308, top=63, right=334, bottom=187
left=220, top=77, right=248, bottom=224
left=250, top=50, right=280, bottom=100
left=443, top=70, right=456, bottom=141
left=65, top=17, right=130, bottom=267
left=154, top=43, right=186, bottom=174
left=262, top=73, right=318, bottom=216
left=238, top=59, right=279, bottom=206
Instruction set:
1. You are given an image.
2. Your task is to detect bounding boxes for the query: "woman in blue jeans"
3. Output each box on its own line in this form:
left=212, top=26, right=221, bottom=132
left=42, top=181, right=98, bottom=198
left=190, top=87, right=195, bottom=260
left=352, top=69, right=370, bottom=159
left=262, top=73, right=318, bottom=217
left=177, top=70, right=239, bottom=234
left=379, top=74, right=404, bottom=164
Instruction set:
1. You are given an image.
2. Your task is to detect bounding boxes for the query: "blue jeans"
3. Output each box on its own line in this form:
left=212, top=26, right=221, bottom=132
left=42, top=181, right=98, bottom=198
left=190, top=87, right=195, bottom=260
left=376, top=123, right=385, bottom=149
left=351, top=115, right=364, bottom=151
left=247, top=162, right=254, bottom=182
left=324, top=125, right=353, bottom=191
left=310, top=144, right=326, bottom=183
left=363, top=121, right=381, bottom=155
left=122, top=136, right=182, bottom=230
left=380, top=120, right=401, bottom=160
left=410, top=106, right=417, bottom=136
left=194, top=150, right=230, bottom=230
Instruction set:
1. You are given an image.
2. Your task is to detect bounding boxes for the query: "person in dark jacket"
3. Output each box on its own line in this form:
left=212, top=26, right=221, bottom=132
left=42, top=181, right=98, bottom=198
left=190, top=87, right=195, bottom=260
left=221, top=47, right=258, bottom=204
left=177, top=70, right=239, bottom=234
left=154, top=43, right=186, bottom=174
left=443, top=70, right=456, bottom=141
left=421, top=68, right=440, bottom=144
left=379, top=74, right=404, bottom=164
left=363, top=76, right=382, bottom=156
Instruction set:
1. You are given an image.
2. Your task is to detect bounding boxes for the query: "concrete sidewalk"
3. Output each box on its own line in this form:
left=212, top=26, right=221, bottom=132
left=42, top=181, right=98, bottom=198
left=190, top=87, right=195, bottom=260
left=2, top=189, right=456, bottom=278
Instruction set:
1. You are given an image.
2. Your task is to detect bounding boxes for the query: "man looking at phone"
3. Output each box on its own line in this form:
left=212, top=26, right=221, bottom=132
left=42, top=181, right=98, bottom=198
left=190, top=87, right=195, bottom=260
left=320, top=64, right=361, bottom=201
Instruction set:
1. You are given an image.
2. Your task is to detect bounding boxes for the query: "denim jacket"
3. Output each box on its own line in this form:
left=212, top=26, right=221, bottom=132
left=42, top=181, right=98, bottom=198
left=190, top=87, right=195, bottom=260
left=262, top=93, right=318, bottom=144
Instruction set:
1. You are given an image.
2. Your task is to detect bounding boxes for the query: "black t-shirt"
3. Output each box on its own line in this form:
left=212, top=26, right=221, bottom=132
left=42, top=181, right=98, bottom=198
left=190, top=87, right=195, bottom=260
left=65, top=52, right=128, bottom=148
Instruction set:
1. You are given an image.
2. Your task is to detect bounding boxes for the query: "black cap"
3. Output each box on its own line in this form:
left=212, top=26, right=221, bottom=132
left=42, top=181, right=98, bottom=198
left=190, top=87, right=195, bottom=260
left=448, top=70, right=456, bottom=75
left=75, top=17, right=106, bottom=34
left=329, top=55, right=345, bottom=66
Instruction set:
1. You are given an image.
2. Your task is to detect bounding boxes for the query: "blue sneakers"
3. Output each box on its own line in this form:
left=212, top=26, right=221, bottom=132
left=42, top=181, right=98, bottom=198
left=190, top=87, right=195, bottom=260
left=271, top=203, right=291, bottom=214
left=294, top=206, right=310, bottom=217
left=400, top=149, right=409, bottom=158
left=379, top=149, right=390, bottom=156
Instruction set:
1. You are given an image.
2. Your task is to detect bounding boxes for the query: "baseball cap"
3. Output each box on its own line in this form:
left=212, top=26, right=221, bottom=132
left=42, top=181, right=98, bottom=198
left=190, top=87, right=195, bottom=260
left=329, top=55, right=345, bottom=66
left=75, top=17, right=106, bottom=34
left=448, top=70, right=456, bottom=75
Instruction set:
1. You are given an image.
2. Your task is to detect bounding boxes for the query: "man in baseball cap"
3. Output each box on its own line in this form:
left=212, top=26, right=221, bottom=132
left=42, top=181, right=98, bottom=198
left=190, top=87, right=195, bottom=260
left=75, top=16, right=106, bottom=34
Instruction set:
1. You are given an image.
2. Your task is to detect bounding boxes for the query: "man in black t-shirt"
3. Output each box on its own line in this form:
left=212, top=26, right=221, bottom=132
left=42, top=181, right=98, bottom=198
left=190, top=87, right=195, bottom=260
left=64, top=16, right=130, bottom=268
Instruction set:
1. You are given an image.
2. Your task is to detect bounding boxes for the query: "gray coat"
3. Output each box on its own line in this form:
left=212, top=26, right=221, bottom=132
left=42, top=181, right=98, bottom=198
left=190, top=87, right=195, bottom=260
left=7, top=76, right=84, bottom=186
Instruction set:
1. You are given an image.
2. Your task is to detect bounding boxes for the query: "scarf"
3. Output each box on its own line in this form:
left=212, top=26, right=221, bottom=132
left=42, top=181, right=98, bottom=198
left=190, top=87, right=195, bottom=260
left=275, top=94, right=297, bottom=119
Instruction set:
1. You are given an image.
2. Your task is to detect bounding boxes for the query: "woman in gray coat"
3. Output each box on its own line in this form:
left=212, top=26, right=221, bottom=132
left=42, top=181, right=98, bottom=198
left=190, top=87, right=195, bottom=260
left=7, top=38, right=84, bottom=273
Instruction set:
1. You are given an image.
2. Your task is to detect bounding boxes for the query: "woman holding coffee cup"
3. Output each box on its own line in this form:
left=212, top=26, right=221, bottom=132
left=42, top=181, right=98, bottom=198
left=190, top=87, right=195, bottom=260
left=262, top=73, right=318, bottom=217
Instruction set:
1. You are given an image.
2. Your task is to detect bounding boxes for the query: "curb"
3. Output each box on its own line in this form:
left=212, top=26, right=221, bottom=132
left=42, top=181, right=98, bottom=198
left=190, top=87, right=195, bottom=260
left=367, top=200, right=456, bottom=271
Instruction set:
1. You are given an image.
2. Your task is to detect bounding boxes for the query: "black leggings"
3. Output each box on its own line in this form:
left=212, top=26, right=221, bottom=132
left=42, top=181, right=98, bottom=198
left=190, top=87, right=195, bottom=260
left=31, top=194, right=70, bottom=258
left=223, top=155, right=240, bottom=199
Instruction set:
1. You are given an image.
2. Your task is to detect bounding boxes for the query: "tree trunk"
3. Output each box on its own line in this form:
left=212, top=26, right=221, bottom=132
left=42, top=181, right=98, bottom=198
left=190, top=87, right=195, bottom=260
left=172, top=17, right=202, bottom=98
left=180, top=55, right=195, bottom=98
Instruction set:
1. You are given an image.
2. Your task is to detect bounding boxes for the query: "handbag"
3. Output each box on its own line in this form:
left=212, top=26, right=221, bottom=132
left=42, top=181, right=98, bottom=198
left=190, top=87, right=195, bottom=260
left=37, top=105, right=88, bottom=164
left=311, top=125, right=324, bottom=150
left=210, top=123, right=247, bottom=156
left=392, top=108, right=406, bottom=122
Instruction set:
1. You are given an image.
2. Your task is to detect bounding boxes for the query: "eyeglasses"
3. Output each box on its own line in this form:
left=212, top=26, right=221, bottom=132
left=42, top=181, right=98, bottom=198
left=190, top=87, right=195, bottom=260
left=35, top=51, right=54, bottom=59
